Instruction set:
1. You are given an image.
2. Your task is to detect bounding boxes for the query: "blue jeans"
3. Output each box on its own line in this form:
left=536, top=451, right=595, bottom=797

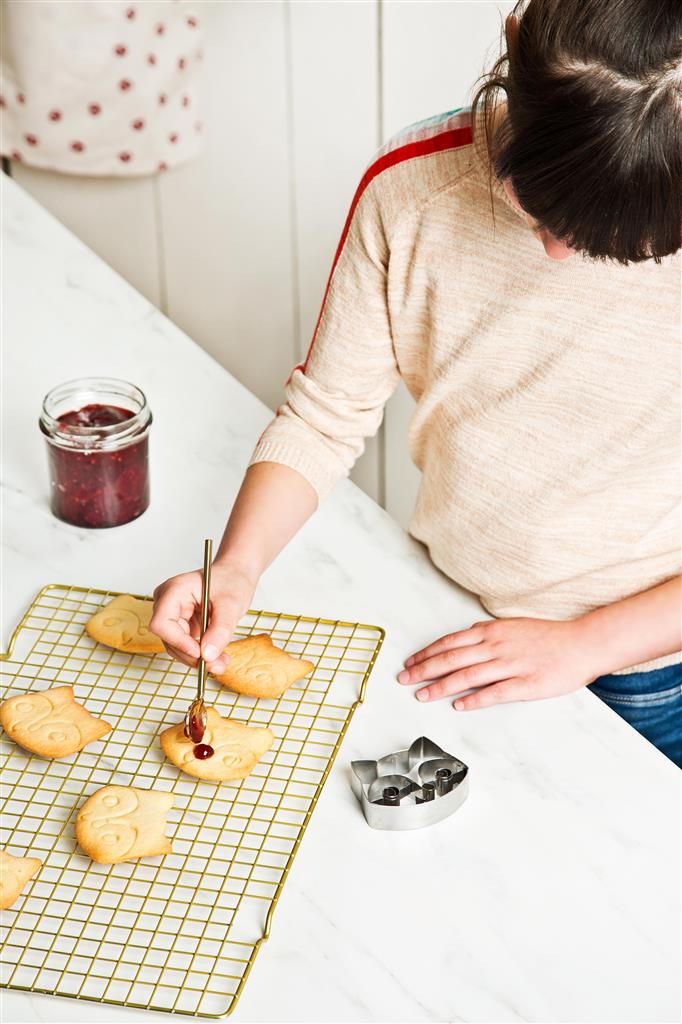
left=589, top=662, right=682, bottom=768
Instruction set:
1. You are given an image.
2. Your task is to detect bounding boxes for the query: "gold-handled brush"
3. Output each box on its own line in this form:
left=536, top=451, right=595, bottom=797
left=184, top=537, right=212, bottom=743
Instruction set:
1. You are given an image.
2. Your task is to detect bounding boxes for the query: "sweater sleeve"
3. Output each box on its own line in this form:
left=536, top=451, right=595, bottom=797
left=249, top=172, right=400, bottom=500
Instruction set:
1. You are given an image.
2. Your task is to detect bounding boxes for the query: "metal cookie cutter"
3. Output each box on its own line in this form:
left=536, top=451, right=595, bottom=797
left=350, top=736, right=469, bottom=831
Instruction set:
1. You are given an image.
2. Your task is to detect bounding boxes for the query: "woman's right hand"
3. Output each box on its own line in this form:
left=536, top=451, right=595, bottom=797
left=151, top=461, right=318, bottom=673
left=150, top=560, right=257, bottom=674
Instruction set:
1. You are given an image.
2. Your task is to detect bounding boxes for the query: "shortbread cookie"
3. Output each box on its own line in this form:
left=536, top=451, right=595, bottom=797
left=212, top=634, right=314, bottom=699
left=0, top=685, right=112, bottom=758
left=160, top=706, right=273, bottom=782
left=76, top=786, right=174, bottom=864
left=0, top=849, right=42, bottom=910
left=86, top=594, right=165, bottom=654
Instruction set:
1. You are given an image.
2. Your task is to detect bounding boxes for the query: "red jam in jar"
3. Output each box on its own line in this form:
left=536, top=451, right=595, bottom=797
left=39, top=378, right=152, bottom=528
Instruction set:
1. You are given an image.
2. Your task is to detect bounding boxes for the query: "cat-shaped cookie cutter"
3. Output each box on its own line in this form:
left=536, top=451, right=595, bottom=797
left=350, top=736, right=469, bottom=831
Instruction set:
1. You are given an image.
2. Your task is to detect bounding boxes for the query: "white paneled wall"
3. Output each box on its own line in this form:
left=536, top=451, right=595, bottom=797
left=288, top=0, right=382, bottom=500
left=9, top=167, right=163, bottom=306
left=159, top=2, right=296, bottom=409
left=10, top=0, right=513, bottom=524
left=382, top=0, right=514, bottom=526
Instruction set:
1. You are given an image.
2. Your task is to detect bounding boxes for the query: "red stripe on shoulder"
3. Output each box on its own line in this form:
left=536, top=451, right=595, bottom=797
left=287, top=125, right=472, bottom=381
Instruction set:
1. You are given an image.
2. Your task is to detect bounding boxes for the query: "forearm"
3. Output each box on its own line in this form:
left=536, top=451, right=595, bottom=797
left=214, top=462, right=318, bottom=579
left=576, top=575, right=682, bottom=678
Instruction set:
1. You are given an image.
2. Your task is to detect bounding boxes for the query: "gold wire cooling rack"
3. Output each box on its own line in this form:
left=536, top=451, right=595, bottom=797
left=0, top=584, right=384, bottom=1017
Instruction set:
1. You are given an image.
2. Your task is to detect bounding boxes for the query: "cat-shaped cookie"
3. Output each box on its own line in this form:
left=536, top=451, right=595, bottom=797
left=0, top=849, right=42, bottom=910
left=212, top=634, right=314, bottom=699
left=76, top=786, right=174, bottom=864
left=161, top=707, right=273, bottom=782
left=86, top=595, right=165, bottom=654
left=0, top=685, right=112, bottom=758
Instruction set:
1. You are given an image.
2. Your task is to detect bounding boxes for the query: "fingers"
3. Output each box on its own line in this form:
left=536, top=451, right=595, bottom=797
left=151, top=577, right=202, bottom=663
left=157, top=622, right=201, bottom=663
left=403, top=623, right=488, bottom=668
left=414, top=659, right=508, bottom=702
left=152, top=567, right=255, bottom=673
left=453, top=677, right=526, bottom=711
left=162, top=642, right=199, bottom=669
left=200, top=639, right=230, bottom=675
left=398, top=642, right=492, bottom=685
left=183, top=610, right=202, bottom=641
left=200, top=594, right=245, bottom=674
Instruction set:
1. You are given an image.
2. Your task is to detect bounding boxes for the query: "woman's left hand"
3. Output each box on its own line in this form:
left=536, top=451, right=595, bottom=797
left=398, top=617, right=596, bottom=710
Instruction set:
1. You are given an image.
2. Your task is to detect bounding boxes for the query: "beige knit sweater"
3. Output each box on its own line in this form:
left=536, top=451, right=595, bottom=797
left=251, top=107, right=681, bottom=673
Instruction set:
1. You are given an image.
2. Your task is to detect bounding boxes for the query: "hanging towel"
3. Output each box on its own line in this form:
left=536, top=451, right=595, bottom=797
left=0, top=0, right=205, bottom=176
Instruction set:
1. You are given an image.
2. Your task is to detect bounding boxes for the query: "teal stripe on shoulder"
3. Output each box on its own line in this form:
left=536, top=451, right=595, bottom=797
left=401, top=107, right=465, bottom=135
left=370, top=106, right=472, bottom=170
left=379, top=107, right=470, bottom=155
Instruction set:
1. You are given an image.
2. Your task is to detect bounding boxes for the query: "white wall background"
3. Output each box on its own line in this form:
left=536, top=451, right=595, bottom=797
left=10, top=0, right=513, bottom=526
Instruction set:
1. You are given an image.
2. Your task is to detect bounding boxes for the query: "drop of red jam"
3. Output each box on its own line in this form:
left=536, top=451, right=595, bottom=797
left=193, top=744, right=214, bottom=759
left=44, top=403, right=150, bottom=529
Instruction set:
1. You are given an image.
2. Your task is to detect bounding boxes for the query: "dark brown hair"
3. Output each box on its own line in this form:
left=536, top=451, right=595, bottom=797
left=471, top=0, right=682, bottom=263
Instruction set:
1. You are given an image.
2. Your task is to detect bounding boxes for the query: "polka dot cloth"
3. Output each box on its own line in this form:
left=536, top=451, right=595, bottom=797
left=0, top=0, right=204, bottom=176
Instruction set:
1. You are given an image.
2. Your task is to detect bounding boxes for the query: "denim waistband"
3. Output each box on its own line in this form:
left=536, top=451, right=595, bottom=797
left=590, top=660, right=682, bottom=699
left=589, top=659, right=679, bottom=692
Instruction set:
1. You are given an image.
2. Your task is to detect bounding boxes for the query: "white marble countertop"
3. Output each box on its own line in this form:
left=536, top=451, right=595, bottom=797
left=2, top=176, right=680, bottom=1024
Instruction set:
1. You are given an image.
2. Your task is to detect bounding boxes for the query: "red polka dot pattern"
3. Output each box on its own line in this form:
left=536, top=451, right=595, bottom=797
left=5, top=10, right=204, bottom=174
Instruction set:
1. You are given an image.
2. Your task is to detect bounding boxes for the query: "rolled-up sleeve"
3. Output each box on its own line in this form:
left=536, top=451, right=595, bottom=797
left=249, top=172, right=400, bottom=500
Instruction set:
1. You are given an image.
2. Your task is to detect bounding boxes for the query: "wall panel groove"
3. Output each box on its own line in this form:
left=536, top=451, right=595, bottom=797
left=284, top=1, right=302, bottom=370
left=289, top=0, right=381, bottom=501
left=152, top=176, right=168, bottom=317
left=159, top=0, right=296, bottom=413
left=381, top=0, right=514, bottom=527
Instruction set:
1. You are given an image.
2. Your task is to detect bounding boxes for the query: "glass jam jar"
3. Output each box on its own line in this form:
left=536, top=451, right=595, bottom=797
left=39, top=377, right=152, bottom=528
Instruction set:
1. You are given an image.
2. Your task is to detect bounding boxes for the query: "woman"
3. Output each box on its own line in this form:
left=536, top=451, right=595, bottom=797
left=151, top=0, right=682, bottom=765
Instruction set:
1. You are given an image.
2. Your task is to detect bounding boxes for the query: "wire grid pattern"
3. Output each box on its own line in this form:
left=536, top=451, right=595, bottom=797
left=0, top=584, right=384, bottom=1017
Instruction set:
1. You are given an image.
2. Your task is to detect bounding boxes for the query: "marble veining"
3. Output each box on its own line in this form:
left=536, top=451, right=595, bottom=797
left=2, top=177, right=680, bottom=1023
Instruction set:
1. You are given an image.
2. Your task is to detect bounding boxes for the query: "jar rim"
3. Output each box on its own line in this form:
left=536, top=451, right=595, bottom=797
left=39, top=376, right=152, bottom=452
